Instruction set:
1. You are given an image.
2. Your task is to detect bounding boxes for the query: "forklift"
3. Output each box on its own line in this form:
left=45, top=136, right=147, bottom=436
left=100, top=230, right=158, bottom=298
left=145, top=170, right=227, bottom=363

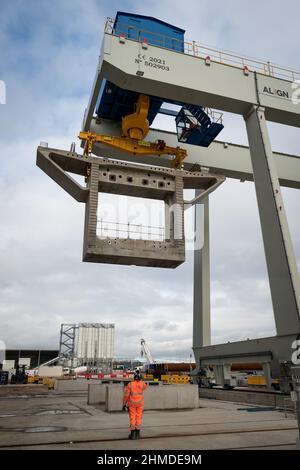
left=10, top=365, right=28, bottom=384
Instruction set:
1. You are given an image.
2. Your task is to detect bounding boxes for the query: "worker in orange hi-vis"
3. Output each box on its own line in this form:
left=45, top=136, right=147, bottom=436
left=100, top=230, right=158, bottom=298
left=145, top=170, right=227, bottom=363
left=123, top=369, right=148, bottom=440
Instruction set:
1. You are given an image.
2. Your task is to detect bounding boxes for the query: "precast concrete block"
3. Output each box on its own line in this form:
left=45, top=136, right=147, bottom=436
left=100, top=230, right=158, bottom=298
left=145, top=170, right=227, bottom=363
left=105, top=384, right=124, bottom=412
left=88, top=383, right=108, bottom=405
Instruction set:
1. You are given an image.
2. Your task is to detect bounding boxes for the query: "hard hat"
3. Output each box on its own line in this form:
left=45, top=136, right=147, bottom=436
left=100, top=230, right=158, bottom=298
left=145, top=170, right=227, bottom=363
left=134, top=369, right=142, bottom=381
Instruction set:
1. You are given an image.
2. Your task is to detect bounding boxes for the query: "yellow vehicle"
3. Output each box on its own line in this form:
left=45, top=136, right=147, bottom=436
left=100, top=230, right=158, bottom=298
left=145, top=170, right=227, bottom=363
left=27, top=375, right=40, bottom=384
left=247, top=375, right=280, bottom=390
left=161, top=374, right=190, bottom=384
left=143, top=374, right=154, bottom=380
left=27, top=375, right=55, bottom=389
left=42, top=378, right=55, bottom=390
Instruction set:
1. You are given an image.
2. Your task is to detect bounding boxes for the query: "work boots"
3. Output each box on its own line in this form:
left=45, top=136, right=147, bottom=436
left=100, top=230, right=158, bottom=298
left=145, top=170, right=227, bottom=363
left=128, top=429, right=140, bottom=439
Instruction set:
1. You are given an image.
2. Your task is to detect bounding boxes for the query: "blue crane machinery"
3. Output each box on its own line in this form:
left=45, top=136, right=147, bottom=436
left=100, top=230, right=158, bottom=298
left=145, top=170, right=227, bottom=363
left=79, top=12, right=224, bottom=168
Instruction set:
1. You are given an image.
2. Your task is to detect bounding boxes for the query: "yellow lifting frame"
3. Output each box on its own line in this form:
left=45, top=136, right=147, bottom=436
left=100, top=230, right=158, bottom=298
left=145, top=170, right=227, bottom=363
left=79, top=94, right=187, bottom=169
left=79, top=131, right=187, bottom=169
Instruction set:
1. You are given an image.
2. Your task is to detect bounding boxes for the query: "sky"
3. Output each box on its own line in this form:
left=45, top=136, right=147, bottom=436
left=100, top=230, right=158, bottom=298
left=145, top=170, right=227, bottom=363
left=0, top=0, right=299, bottom=360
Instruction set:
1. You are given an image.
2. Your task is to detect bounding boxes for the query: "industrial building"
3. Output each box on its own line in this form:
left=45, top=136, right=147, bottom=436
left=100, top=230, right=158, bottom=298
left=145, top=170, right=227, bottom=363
left=58, top=322, right=115, bottom=370
left=0, top=323, right=115, bottom=373
left=1, top=350, right=59, bottom=370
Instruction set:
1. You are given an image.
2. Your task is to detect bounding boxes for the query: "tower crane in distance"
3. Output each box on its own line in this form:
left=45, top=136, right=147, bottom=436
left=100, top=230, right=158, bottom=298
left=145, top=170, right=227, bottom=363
left=140, top=338, right=155, bottom=365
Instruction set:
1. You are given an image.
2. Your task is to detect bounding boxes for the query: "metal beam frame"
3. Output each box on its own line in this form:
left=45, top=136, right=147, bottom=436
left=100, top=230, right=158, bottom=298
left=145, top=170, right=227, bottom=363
left=194, top=334, right=297, bottom=371
left=59, top=323, right=77, bottom=367
left=89, top=118, right=300, bottom=189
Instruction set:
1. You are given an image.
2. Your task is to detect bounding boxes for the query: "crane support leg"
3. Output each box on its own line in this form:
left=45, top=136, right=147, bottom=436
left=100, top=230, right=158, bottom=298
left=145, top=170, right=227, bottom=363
left=244, top=105, right=300, bottom=336
left=193, top=193, right=211, bottom=352
left=193, top=109, right=300, bottom=387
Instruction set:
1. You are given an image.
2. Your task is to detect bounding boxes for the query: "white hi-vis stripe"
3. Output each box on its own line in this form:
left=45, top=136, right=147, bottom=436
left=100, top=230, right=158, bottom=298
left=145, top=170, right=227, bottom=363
left=130, top=398, right=143, bottom=404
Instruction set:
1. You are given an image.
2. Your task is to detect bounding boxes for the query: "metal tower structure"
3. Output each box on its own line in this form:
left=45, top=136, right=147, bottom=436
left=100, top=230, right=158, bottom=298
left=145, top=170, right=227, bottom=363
left=59, top=323, right=76, bottom=367
left=37, top=12, right=300, bottom=388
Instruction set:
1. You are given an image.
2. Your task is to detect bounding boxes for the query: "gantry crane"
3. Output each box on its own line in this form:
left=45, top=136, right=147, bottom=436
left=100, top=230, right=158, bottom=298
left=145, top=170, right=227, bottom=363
left=36, top=10, right=300, bottom=398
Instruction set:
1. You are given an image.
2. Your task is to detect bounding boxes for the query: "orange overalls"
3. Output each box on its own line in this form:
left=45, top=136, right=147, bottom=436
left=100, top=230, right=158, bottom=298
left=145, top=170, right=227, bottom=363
left=123, top=380, right=148, bottom=430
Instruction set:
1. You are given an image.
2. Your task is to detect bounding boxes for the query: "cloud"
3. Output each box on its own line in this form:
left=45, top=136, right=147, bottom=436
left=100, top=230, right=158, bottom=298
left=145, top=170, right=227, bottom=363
left=0, top=0, right=299, bottom=360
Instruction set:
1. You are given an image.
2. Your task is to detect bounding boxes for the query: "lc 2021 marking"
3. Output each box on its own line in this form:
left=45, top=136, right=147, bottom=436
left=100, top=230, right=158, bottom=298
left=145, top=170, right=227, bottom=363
left=145, top=57, right=170, bottom=71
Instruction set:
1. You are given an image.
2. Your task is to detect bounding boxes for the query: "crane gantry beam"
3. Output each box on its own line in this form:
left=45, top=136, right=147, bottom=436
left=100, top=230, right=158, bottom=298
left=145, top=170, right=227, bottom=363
left=83, top=32, right=300, bottom=132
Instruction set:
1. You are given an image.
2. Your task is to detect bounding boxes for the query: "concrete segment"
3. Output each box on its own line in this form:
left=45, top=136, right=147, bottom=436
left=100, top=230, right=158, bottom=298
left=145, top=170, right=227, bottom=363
left=199, top=387, right=293, bottom=410
left=88, top=383, right=108, bottom=405
left=105, top=384, right=124, bottom=412
left=105, top=384, right=199, bottom=412
left=83, top=159, right=186, bottom=268
left=36, top=146, right=224, bottom=268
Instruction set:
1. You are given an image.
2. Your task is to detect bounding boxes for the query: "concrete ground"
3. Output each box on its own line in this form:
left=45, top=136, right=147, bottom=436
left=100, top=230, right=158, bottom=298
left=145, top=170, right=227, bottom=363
left=0, top=391, right=298, bottom=450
